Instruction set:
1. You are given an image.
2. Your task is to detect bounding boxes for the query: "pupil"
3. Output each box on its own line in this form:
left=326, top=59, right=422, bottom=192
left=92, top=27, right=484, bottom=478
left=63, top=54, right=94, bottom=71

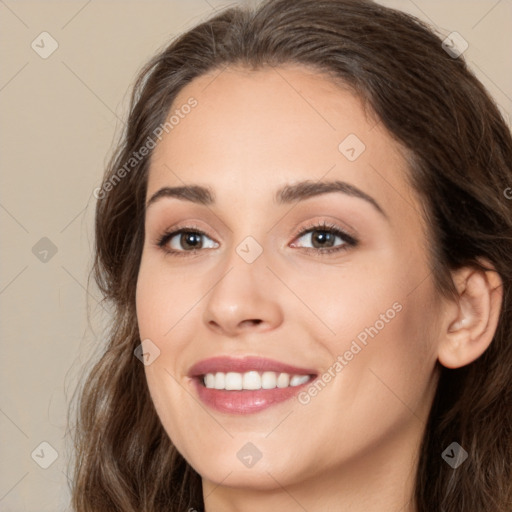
left=181, top=232, right=202, bottom=249
left=312, top=231, right=334, bottom=248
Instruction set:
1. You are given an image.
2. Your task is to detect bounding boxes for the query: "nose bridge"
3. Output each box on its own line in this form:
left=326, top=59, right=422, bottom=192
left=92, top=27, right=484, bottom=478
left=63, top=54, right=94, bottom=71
left=209, top=234, right=268, bottom=307
left=202, top=234, right=283, bottom=335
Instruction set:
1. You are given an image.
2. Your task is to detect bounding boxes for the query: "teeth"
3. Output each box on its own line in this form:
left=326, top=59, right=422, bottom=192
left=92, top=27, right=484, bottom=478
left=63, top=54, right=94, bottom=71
left=225, top=372, right=242, bottom=390
left=205, top=373, right=216, bottom=388
left=290, top=375, right=310, bottom=386
left=202, top=371, right=312, bottom=390
left=262, top=371, right=276, bottom=389
left=277, top=373, right=290, bottom=388
left=243, top=371, right=261, bottom=390
left=214, top=372, right=225, bottom=390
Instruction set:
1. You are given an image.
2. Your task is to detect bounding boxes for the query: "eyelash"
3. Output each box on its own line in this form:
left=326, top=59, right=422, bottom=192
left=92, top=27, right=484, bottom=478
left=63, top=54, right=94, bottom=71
left=155, top=220, right=358, bottom=258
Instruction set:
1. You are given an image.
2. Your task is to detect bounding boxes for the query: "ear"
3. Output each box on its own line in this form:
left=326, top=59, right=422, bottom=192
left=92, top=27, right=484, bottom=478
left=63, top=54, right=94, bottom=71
left=438, top=259, right=503, bottom=369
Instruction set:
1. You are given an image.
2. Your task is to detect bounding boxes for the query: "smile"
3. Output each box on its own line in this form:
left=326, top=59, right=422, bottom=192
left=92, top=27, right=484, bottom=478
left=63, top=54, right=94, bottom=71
left=203, top=371, right=312, bottom=390
left=189, top=356, right=318, bottom=414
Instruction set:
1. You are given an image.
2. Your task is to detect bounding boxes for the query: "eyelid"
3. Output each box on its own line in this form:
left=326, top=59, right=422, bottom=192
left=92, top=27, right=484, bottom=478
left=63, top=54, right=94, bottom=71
left=154, top=222, right=217, bottom=253
left=289, top=220, right=358, bottom=254
left=292, top=219, right=357, bottom=243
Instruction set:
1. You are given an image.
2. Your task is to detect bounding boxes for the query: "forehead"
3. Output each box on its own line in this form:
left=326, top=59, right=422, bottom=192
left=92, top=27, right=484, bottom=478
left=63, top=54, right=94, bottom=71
left=147, top=64, right=419, bottom=219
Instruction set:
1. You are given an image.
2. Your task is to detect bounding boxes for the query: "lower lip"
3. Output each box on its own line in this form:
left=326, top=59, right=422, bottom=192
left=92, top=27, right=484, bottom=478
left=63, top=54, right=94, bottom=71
left=193, top=377, right=315, bottom=414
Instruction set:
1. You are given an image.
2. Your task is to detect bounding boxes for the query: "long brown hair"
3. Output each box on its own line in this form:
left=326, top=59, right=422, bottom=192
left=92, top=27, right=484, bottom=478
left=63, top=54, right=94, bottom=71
left=68, top=0, right=512, bottom=510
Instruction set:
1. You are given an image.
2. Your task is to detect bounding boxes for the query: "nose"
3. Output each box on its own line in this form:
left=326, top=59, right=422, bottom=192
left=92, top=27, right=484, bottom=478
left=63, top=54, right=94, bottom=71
left=202, top=253, right=284, bottom=338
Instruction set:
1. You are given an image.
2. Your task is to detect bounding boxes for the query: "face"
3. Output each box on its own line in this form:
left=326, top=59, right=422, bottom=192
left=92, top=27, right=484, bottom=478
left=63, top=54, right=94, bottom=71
left=136, top=65, right=443, bottom=492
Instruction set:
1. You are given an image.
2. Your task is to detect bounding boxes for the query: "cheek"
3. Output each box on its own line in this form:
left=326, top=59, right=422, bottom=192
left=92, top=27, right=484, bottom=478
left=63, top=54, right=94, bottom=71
left=135, top=257, right=203, bottom=340
left=332, top=279, right=440, bottom=420
left=295, top=263, right=404, bottom=354
left=316, top=257, right=440, bottom=404
left=142, top=362, right=209, bottom=470
left=136, top=261, right=201, bottom=456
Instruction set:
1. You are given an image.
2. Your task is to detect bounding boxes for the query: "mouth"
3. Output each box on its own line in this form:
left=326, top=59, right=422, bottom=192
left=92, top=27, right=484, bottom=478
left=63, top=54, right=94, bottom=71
left=188, top=356, right=318, bottom=414
left=202, top=371, right=314, bottom=390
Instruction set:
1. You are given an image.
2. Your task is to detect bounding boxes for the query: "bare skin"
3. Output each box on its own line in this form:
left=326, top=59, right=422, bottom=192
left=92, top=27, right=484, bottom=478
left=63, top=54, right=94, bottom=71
left=135, top=65, right=502, bottom=512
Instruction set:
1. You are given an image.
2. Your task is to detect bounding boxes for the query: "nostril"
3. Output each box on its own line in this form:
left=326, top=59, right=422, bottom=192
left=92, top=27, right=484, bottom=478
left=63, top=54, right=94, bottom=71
left=245, top=319, right=263, bottom=327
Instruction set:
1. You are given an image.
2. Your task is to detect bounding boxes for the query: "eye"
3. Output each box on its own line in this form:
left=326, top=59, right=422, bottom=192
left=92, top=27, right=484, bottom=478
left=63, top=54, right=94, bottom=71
left=157, top=227, right=218, bottom=255
left=155, top=221, right=357, bottom=257
left=291, top=221, right=358, bottom=254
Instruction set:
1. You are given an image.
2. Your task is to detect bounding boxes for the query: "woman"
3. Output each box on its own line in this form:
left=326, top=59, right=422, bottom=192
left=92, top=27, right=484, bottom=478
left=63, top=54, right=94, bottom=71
left=69, top=0, right=512, bottom=510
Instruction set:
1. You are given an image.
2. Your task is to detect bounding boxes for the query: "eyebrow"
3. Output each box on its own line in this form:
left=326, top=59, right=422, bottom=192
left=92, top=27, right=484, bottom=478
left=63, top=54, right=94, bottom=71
left=146, top=180, right=387, bottom=218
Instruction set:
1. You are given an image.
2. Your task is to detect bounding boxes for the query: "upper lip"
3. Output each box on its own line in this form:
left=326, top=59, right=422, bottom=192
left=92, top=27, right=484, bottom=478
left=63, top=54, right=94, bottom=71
left=188, top=356, right=317, bottom=377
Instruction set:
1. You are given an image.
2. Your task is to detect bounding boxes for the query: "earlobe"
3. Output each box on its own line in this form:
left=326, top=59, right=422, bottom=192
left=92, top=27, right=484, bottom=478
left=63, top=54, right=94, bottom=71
left=438, top=260, right=503, bottom=369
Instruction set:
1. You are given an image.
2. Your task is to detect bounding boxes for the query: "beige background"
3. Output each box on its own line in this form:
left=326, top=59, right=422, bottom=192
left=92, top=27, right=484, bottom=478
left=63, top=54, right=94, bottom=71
left=1, top=0, right=511, bottom=510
